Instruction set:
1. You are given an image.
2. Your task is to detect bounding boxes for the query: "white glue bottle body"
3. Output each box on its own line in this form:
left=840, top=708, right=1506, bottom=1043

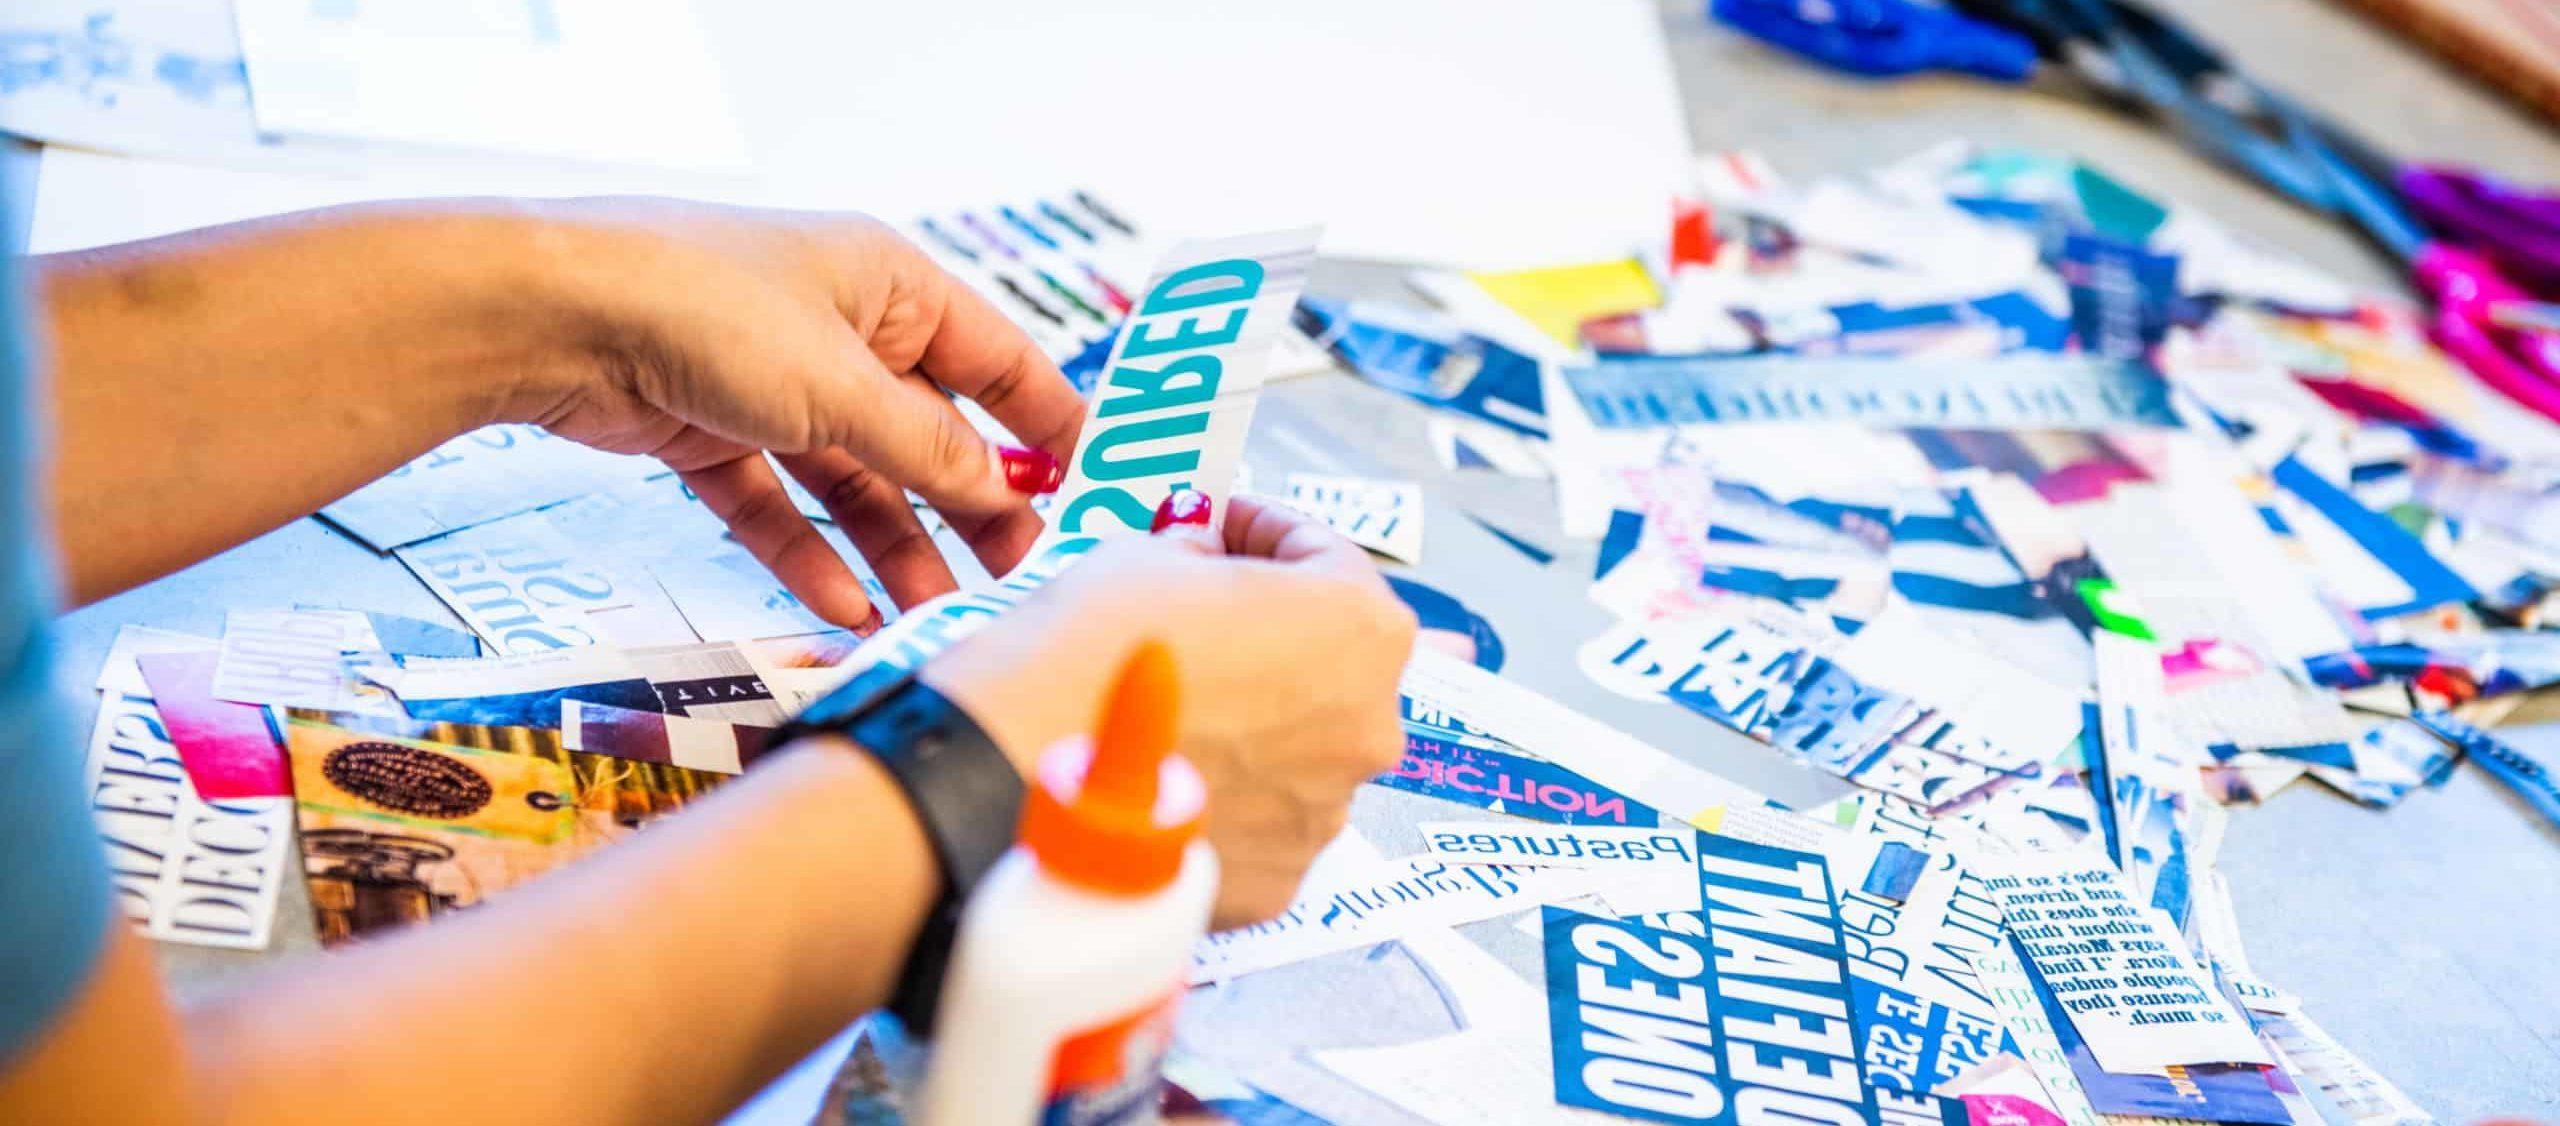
left=916, top=643, right=1217, bottom=1126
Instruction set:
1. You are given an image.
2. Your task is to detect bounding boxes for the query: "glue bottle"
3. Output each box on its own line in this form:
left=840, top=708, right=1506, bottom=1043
left=915, top=641, right=1217, bottom=1126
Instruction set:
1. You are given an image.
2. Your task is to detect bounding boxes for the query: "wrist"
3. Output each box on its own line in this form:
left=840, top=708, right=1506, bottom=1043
left=744, top=737, right=940, bottom=1008
left=396, top=204, right=635, bottom=430
left=921, top=612, right=1141, bottom=777
left=773, top=672, right=1032, bottom=1035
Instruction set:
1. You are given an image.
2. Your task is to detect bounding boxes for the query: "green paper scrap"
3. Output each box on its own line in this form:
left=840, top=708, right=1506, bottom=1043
left=2073, top=165, right=2170, bottom=243
left=2079, top=578, right=2158, bottom=640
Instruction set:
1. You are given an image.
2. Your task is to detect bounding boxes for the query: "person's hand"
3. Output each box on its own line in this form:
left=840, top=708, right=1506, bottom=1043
left=921, top=496, right=1419, bottom=929
left=493, top=198, right=1087, bottom=633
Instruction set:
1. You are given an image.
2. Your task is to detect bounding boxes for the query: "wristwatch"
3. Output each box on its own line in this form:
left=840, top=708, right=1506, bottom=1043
left=770, top=669, right=1024, bottom=1038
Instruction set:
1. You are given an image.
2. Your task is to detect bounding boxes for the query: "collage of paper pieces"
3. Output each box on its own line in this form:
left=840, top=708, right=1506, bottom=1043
left=24, top=2, right=2560, bottom=1122
left=83, top=139, right=2560, bottom=1124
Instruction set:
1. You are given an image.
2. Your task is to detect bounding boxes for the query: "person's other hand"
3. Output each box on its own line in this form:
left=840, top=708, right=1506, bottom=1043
left=922, top=496, right=1418, bottom=929
left=494, top=198, right=1087, bottom=633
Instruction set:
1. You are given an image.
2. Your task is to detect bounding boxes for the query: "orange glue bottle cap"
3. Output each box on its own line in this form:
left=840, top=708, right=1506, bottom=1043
left=1018, top=641, right=1206, bottom=895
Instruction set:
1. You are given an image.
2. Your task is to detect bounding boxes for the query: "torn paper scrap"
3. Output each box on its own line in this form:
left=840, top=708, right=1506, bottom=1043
left=1389, top=714, right=1663, bottom=827
left=321, top=424, right=662, bottom=552
left=1280, top=472, right=1425, bottom=563
left=1190, top=845, right=1595, bottom=984
left=562, top=699, right=772, bottom=775
left=1401, top=646, right=1768, bottom=824
left=1541, top=833, right=1917, bottom=1126
left=365, top=641, right=794, bottom=729
left=280, top=714, right=725, bottom=945
left=394, top=502, right=698, bottom=654
left=1046, top=227, right=1319, bottom=540
left=1970, top=941, right=2105, bottom=1126
left=1315, top=1024, right=1627, bottom=1126
left=138, top=650, right=291, bottom=801
left=94, top=624, right=218, bottom=695
left=1429, top=414, right=1553, bottom=478
left=1418, top=821, right=1702, bottom=913
left=1982, top=852, right=2270, bottom=1073
left=83, top=670, right=292, bottom=949
left=530, top=475, right=889, bottom=644
left=211, top=609, right=401, bottom=713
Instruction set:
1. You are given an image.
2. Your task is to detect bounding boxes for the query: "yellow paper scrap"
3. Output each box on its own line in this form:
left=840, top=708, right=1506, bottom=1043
left=1464, top=259, right=1661, bottom=348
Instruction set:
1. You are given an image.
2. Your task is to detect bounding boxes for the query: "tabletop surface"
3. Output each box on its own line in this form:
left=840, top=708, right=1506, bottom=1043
left=37, top=0, right=2560, bottom=1116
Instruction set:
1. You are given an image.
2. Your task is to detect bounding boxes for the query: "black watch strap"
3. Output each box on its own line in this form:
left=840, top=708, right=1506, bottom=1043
left=772, top=670, right=1023, bottom=1038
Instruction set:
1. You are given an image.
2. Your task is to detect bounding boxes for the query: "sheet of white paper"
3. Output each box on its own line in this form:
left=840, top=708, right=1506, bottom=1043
left=2076, top=483, right=2357, bottom=753
left=41, top=0, right=1687, bottom=265
left=283, top=609, right=389, bottom=654
left=0, top=3, right=261, bottom=158
left=1981, top=852, right=2271, bottom=1073
left=2101, top=465, right=2357, bottom=665
left=715, top=0, right=1686, bottom=266
left=647, top=544, right=859, bottom=643
left=230, top=0, right=749, bottom=172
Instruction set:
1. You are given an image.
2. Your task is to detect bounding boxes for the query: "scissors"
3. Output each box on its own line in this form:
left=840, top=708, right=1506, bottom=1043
left=2408, top=711, right=2560, bottom=830
left=1927, top=0, right=2560, bottom=425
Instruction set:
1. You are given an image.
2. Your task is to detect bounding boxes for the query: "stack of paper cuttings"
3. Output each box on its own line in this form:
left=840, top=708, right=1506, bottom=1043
left=1164, top=144, right=2513, bottom=1122
left=79, top=609, right=863, bottom=951
left=1170, top=645, right=2431, bottom=1125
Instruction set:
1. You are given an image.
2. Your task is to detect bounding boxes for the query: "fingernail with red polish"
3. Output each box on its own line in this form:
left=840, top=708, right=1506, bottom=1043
left=998, top=446, right=1065, bottom=494
left=1151, top=489, right=1212, bottom=532
left=853, top=605, right=886, bottom=637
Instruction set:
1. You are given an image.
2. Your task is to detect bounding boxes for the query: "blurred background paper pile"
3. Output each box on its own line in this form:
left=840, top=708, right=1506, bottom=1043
left=5, top=0, right=1695, bottom=268
left=228, top=0, right=751, bottom=173
left=0, top=3, right=257, bottom=160
left=0, top=0, right=749, bottom=174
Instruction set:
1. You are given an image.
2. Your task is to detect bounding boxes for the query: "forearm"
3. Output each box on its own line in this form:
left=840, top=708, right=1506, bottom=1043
left=183, top=740, right=933, bottom=1126
left=33, top=204, right=586, bottom=603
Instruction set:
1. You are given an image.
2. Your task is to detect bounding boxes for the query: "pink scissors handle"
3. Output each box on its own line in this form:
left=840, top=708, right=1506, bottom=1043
left=2415, top=242, right=2560, bottom=426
